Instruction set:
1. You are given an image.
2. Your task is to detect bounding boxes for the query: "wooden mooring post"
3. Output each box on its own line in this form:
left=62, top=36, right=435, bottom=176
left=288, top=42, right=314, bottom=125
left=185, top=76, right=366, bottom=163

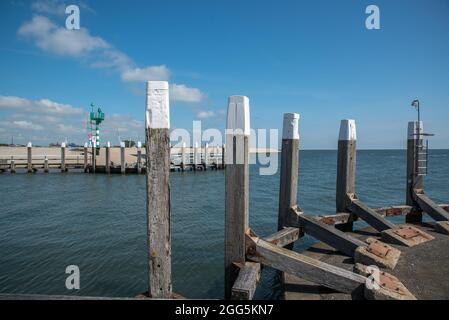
left=145, top=80, right=172, bottom=298
left=204, top=143, right=209, bottom=170
left=106, top=141, right=111, bottom=174
left=10, top=156, right=15, bottom=173
left=27, top=142, right=32, bottom=173
left=44, top=156, right=49, bottom=173
left=278, top=113, right=300, bottom=235
left=120, top=142, right=126, bottom=174
left=91, top=145, right=96, bottom=174
left=136, top=141, right=142, bottom=174
left=181, top=142, right=186, bottom=171
left=83, top=142, right=88, bottom=173
left=61, top=142, right=66, bottom=172
left=225, top=95, right=250, bottom=299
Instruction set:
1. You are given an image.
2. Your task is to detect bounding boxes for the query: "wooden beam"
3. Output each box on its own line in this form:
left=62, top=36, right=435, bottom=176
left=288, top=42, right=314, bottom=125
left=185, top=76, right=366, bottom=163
left=264, top=227, right=300, bottom=247
left=231, top=262, right=261, bottom=300
left=145, top=80, right=172, bottom=298
left=278, top=113, right=300, bottom=231
left=246, top=231, right=366, bottom=295
left=348, top=198, right=396, bottom=231
left=414, top=192, right=449, bottom=221
left=294, top=209, right=366, bottom=257
left=225, top=95, right=250, bottom=299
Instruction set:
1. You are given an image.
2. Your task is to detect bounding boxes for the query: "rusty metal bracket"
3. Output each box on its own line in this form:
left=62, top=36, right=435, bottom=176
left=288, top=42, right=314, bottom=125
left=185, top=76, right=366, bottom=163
left=366, top=240, right=390, bottom=258
left=378, top=272, right=408, bottom=296
left=394, top=226, right=422, bottom=240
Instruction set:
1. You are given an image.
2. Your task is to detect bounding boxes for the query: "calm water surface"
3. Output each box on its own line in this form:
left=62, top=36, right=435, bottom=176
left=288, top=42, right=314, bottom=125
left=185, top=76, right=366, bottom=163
left=1, top=150, right=448, bottom=299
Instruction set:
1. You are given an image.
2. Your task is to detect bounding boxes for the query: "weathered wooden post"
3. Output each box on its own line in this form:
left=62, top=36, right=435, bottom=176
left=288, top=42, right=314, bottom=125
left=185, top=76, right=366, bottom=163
left=145, top=80, right=172, bottom=298
left=225, top=95, right=250, bottom=299
left=60, top=142, right=66, bottom=172
left=120, top=141, right=126, bottom=174
left=10, top=156, right=15, bottom=173
left=83, top=142, right=88, bottom=173
left=222, top=143, right=226, bottom=169
left=105, top=141, right=111, bottom=174
left=27, top=142, right=32, bottom=173
left=336, top=120, right=357, bottom=231
left=215, top=145, right=220, bottom=167
left=44, top=156, right=49, bottom=173
left=278, top=113, right=300, bottom=237
left=204, top=143, right=209, bottom=170
left=406, top=121, right=423, bottom=223
left=137, top=141, right=142, bottom=174
left=194, top=142, right=199, bottom=171
left=181, top=142, right=186, bottom=171
left=91, top=144, right=96, bottom=174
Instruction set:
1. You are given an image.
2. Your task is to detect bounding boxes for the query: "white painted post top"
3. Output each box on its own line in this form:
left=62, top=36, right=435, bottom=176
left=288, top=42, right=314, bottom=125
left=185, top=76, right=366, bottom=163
left=205, top=143, right=209, bottom=148
left=408, top=121, right=423, bottom=140
left=339, top=119, right=357, bottom=141
left=226, top=96, right=250, bottom=136
left=120, top=141, right=125, bottom=148
left=146, top=80, right=170, bottom=129
left=282, top=113, right=300, bottom=140
left=182, top=142, right=186, bottom=148
left=84, top=142, right=88, bottom=148
left=107, top=141, right=111, bottom=148
left=61, top=142, right=66, bottom=148
left=27, top=142, right=32, bottom=147
left=137, top=141, right=142, bottom=148
left=195, top=142, right=198, bottom=148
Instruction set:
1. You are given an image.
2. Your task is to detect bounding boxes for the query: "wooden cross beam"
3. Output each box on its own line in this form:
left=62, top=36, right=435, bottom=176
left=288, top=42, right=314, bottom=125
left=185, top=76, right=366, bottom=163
left=348, top=197, right=396, bottom=232
left=414, top=192, right=449, bottom=221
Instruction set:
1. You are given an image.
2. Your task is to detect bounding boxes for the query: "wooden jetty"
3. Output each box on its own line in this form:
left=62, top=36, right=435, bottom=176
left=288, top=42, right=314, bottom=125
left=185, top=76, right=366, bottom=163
left=1, top=81, right=449, bottom=301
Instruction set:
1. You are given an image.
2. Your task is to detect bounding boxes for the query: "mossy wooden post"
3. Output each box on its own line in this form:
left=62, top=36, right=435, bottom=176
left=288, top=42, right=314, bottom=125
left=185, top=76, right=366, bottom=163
left=225, top=95, right=250, bottom=299
left=181, top=142, right=186, bottom=171
left=10, top=156, right=15, bottom=173
left=145, top=80, right=172, bottom=298
left=44, top=156, right=49, bottom=173
left=105, top=141, right=111, bottom=174
left=406, top=121, right=423, bottom=223
left=204, top=143, right=209, bottom=170
left=60, top=142, right=66, bottom=172
left=27, top=142, right=32, bottom=173
left=278, top=113, right=300, bottom=237
left=120, top=142, right=126, bottom=174
left=83, top=142, right=88, bottom=173
left=336, top=120, right=357, bottom=231
left=137, top=141, right=142, bottom=174
left=91, top=144, right=96, bottom=174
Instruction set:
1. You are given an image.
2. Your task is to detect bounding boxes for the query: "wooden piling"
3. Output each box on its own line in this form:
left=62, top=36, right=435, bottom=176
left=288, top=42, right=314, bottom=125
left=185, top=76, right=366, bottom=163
left=10, top=156, right=15, bottom=173
left=278, top=113, right=300, bottom=233
left=91, top=145, right=96, bottom=174
left=181, top=142, right=186, bottom=171
left=336, top=120, right=357, bottom=231
left=225, top=95, right=250, bottom=299
left=222, top=144, right=225, bottom=168
left=61, top=142, right=66, bottom=172
left=406, top=121, right=423, bottom=223
left=120, top=142, right=126, bottom=174
left=137, top=141, right=142, bottom=174
left=44, top=156, right=49, bottom=173
left=27, top=142, right=32, bottom=173
left=194, top=142, right=199, bottom=171
left=83, top=143, right=88, bottom=173
left=204, top=143, right=209, bottom=170
left=145, top=80, right=172, bottom=298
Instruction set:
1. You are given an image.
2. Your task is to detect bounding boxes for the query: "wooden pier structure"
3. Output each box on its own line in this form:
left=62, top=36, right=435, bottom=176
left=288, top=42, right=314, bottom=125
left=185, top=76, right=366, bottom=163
left=1, top=81, right=449, bottom=301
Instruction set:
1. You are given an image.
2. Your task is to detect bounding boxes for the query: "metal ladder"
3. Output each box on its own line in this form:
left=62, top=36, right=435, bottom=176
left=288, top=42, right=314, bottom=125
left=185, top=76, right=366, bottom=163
left=416, top=139, right=429, bottom=176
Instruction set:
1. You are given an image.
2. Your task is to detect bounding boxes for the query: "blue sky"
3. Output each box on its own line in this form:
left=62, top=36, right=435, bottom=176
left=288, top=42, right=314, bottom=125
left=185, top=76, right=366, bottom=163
left=0, top=0, right=448, bottom=148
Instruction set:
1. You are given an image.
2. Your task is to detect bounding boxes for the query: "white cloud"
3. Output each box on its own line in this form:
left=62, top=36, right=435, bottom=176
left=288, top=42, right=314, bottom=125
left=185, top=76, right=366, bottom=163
left=18, top=15, right=108, bottom=57
left=196, top=111, right=215, bottom=119
left=170, top=84, right=205, bottom=103
left=121, top=65, right=170, bottom=82
left=0, top=95, right=83, bottom=115
left=12, top=120, right=44, bottom=131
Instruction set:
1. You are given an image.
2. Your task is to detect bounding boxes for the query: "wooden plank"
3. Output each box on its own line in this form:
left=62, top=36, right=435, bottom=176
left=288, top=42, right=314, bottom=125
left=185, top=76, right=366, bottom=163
left=231, top=262, right=261, bottom=300
left=297, top=211, right=366, bottom=257
left=264, top=227, right=300, bottom=247
left=225, top=95, right=250, bottom=299
left=348, top=198, right=396, bottom=231
left=336, top=120, right=357, bottom=231
left=246, top=233, right=366, bottom=294
left=415, top=193, right=449, bottom=221
left=145, top=80, right=172, bottom=298
left=278, top=113, right=300, bottom=231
